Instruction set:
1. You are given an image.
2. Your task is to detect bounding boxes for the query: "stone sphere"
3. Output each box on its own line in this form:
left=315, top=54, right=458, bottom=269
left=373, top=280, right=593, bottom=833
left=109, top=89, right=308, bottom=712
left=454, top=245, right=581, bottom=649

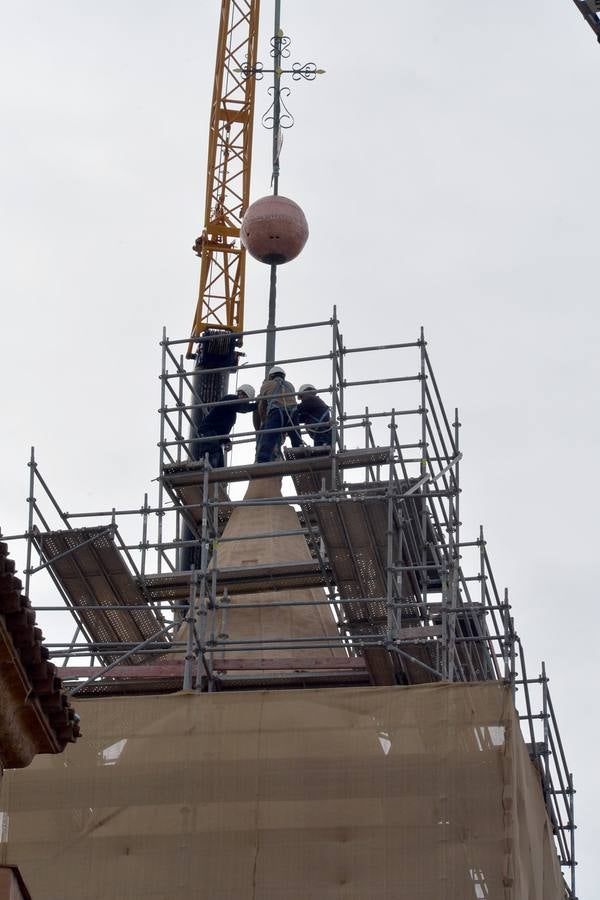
left=240, top=195, right=309, bottom=265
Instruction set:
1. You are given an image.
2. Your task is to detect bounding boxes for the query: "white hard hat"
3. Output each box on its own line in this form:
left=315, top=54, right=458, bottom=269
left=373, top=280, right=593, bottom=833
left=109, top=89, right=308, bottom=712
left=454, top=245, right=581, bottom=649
left=298, top=383, right=316, bottom=395
left=269, top=365, right=285, bottom=378
left=237, top=383, right=255, bottom=400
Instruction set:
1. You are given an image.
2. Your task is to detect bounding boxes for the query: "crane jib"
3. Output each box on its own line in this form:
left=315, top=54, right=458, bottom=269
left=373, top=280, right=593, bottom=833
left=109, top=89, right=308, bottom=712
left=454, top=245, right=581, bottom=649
left=187, top=0, right=261, bottom=359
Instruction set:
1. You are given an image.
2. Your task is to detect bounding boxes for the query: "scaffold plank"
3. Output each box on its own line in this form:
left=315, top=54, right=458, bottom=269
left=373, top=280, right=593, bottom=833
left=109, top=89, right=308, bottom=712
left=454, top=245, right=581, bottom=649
left=162, top=446, right=390, bottom=487
left=35, top=527, right=164, bottom=665
left=286, top=462, right=396, bottom=684
left=140, top=558, right=329, bottom=601
left=161, top=477, right=232, bottom=531
left=287, top=461, right=443, bottom=686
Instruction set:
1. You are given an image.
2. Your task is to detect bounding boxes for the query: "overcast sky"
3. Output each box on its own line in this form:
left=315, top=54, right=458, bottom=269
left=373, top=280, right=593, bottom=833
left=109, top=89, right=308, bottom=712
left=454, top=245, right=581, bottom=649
left=1, top=1, right=599, bottom=894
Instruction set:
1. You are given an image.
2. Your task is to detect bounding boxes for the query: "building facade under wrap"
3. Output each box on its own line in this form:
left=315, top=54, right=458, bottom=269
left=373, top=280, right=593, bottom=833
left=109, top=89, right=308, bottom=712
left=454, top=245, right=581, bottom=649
left=0, top=682, right=565, bottom=899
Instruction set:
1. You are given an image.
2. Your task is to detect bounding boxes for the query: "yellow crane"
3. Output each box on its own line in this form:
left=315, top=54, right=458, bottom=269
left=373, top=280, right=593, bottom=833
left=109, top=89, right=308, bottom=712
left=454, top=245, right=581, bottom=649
left=187, top=0, right=261, bottom=359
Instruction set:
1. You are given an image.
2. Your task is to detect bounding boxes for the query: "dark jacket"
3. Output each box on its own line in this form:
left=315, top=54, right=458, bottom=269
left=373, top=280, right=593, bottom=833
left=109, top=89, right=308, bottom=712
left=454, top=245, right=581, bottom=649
left=201, top=395, right=254, bottom=438
left=296, top=394, right=330, bottom=428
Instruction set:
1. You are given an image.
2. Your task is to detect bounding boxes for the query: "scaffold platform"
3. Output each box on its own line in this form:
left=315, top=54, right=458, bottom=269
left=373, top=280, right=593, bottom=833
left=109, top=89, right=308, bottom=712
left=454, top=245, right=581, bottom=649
left=162, top=445, right=390, bottom=487
left=141, top=558, right=328, bottom=601
left=34, top=527, right=164, bottom=664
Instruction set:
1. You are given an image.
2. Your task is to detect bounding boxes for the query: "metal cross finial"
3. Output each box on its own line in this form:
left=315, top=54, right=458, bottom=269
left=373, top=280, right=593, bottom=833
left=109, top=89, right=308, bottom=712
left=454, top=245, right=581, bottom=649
left=237, top=3, right=324, bottom=194
left=237, top=1, right=324, bottom=371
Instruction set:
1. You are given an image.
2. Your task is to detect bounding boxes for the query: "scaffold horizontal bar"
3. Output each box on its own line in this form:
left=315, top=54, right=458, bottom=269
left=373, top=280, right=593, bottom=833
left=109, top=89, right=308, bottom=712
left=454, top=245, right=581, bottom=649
left=57, top=657, right=368, bottom=678
left=165, top=318, right=336, bottom=347
left=163, top=447, right=391, bottom=485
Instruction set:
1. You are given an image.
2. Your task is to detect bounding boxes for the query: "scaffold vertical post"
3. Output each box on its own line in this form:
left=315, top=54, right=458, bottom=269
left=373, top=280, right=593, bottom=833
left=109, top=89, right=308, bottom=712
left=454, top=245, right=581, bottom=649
left=364, top=406, right=370, bottom=482
left=25, top=446, right=36, bottom=598
left=183, top=567, right=198, bottom=691
left=518, top=640, right=537, bottom=750
left=568, top=771, right=576, bottom=898
left=193, top=456, right=211, bottom=690
left=386, top=411, right=398, bottom=646
left=419, top=328, right=427, bottom=481
left=157, top=328, right=168, bottom=574
left=336, top=322, right=345, bottom=451
left=141, top=493, right=149, bottom=578
left=440, top=567, right=448, bottom=681
left=503, top=588, right=511, bottom=681
left=453, top=407, right=461, bottom=578
left=509, top=608, right=516, bottom=697
left=219, top=587, right=230, bottom=649
left=174, top=505, right=181, bottom=603
left=542, top=660, right=550, bottom=786
left=419, top=328, right=430, bottom=631
left=207, top=495, right=219, bottom=690
left=479, top=525, right=485, bottom=606
left=330, top=308, right=339, bottom=486
left=447, top=490, right=457, bottom=683
left=177, top=354, right=185, bottom=464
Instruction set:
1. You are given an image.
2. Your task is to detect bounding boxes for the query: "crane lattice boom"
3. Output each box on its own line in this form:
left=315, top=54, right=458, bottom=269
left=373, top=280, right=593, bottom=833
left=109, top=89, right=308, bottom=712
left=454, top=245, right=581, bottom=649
left=187, top=0, right=261, bottom=357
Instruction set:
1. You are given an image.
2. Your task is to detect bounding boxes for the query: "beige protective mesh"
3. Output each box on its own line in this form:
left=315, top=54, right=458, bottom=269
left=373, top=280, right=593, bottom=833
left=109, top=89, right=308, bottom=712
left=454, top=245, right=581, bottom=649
left=0, top=683, right=565, bottom=899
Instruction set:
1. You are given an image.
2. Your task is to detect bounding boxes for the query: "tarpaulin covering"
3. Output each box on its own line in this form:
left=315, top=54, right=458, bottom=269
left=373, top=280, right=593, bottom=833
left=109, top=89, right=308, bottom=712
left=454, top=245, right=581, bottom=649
left=0, top=683, right=565, bottom=899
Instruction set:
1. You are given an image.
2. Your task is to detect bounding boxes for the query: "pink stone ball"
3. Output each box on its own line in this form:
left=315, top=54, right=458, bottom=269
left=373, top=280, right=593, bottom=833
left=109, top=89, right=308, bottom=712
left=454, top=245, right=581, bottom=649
left=241, top=195, right=309, bottom=265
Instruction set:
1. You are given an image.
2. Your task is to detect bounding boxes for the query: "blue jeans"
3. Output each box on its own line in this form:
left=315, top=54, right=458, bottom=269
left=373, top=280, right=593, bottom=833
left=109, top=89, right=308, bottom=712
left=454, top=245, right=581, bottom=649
left=256, top=408, right=297, bottom=463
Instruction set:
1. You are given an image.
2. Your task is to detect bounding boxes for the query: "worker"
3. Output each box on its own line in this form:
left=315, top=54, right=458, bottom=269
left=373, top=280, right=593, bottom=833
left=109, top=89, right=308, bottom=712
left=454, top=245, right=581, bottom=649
left=255, top=366, right=298, bottom=463
left=290, top=384, right=332, bottom=448
left=196, top=384, right=255, bottom=468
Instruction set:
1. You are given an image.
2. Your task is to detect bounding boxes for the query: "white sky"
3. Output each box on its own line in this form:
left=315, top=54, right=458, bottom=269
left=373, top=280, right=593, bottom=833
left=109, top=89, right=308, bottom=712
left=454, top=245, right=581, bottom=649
left=1, top=1, right=598, bottom=895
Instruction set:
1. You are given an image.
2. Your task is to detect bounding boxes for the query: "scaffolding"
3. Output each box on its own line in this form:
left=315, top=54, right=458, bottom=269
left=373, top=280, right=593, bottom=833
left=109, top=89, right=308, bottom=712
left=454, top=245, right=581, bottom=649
left=1, top=312, right=577, bottom=898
